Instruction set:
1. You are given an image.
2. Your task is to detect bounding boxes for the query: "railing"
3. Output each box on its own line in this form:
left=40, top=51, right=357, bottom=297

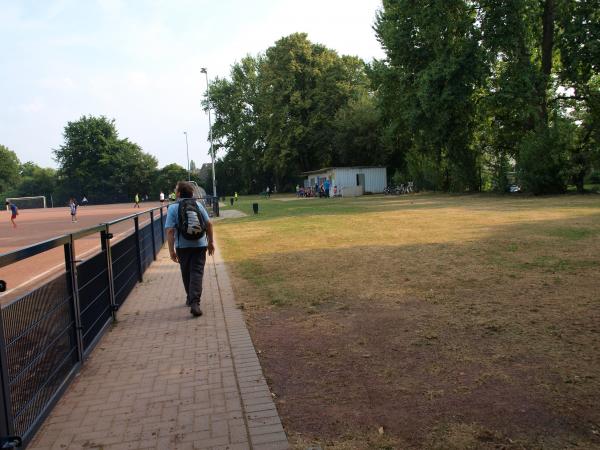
left=0, top=205, right=169, bottom=448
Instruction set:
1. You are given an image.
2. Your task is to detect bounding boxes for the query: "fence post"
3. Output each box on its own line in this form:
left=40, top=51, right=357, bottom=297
left=134, top=217, right=143, bottom=282
left=0, top=312, right=15, bottom=438
left=160, top=207, right=165, bottom=243
left=64, top=236, right=84, bottom=363
left=149, top=211, right=156, bottom=261
left=101, top=226, right=117, bottom=320
left=213, top=196, right=220, bottom=217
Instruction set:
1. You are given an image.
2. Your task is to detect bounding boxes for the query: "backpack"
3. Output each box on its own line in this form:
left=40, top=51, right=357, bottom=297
left=177, top=199, right=206, bottom=240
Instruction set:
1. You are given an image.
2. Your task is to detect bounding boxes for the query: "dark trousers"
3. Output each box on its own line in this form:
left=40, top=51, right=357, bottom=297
left=176, top=247, right=207, bottom=306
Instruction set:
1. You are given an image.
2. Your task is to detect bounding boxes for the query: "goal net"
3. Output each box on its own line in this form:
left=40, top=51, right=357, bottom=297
left=5, top=196, right=47, bottom=210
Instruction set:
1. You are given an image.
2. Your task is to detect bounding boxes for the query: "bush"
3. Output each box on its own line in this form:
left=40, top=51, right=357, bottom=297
left=586, top=170, right=600, bottom=184
left=518, top=126, right=571, bottom=194
left=406, top=150, right=441, bottom=191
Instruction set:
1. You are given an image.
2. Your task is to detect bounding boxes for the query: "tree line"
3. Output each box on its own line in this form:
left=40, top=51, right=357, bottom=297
left=1, top=116, right=200, bottom=205
left=209, top=1, right=599, bottom=194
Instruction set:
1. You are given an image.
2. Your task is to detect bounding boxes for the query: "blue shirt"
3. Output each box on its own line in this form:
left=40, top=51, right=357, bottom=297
left=165, top=199, right=210, bottom=248
left=10, top=204, right=17, bottom=214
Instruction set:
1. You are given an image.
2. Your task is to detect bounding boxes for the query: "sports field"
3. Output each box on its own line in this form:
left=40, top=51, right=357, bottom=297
left=0, top=202, right=163, bottom=303
left=216, top=193, right=600, bottom=449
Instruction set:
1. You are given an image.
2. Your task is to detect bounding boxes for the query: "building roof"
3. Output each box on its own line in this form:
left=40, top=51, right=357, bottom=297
left=302, top=166, right=386, bottom=175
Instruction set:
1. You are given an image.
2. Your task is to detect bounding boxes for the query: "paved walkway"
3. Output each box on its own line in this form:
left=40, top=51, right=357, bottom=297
left=29, top=246, right=288, bottom=450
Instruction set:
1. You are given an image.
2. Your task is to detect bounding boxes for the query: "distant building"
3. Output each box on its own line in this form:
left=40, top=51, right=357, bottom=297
left=302, top=166, right=387, bottom=197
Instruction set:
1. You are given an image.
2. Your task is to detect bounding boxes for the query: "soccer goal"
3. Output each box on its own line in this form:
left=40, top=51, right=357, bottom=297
left=5, top=196, right=47, bottom=210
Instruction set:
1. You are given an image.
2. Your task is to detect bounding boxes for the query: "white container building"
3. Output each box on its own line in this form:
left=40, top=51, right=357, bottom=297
left=302, top=166, right=387, bottom=197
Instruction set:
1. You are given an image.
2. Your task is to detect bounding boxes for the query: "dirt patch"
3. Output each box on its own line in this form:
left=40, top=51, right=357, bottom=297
left=214, top=209, right=248, bottom=220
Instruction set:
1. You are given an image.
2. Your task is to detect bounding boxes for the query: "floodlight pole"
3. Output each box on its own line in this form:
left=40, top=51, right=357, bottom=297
left=200, top=67, right=217, bottom=198
left=183, top=131, right=190, bottom=181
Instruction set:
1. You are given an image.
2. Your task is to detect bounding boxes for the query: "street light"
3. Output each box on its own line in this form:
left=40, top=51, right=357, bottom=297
left=183, top=131, right=190, bottom=181
left=200, top=67, right=217, bottom=197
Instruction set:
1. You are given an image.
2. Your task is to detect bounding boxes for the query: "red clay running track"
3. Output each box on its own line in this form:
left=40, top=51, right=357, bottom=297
left=0, top=202, right=166, bottom=305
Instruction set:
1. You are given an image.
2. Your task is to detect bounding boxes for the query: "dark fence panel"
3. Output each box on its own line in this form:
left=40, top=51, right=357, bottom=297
left=139, top=223, right=153, bottom=273
left=111, top=233, right=139, bottom=307
left=202, top=196, right=219, bottom=217
left=153, top=216, right=163, bottom=257
left=77, top=251, right=111, bottom=353
left=1, top=273, right=78, bottom=438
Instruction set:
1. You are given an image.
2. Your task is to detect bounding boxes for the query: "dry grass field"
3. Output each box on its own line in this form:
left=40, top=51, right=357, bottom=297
left=216, top=193, right=600, bottom=449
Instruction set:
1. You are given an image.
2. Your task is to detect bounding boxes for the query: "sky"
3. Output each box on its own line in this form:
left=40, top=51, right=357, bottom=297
left=0, top=0, right=386, bottom=170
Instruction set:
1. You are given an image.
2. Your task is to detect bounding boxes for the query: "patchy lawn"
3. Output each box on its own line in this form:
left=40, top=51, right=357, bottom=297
left=216, top=193, right=600, bottom=449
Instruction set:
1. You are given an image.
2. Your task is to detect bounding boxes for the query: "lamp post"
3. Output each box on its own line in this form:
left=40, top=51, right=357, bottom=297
left=183, top=131, right=190, bottom=181
left=200, top=67, right=217, bottom=197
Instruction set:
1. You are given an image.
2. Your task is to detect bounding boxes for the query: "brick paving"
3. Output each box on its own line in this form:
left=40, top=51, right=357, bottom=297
left=28, top=245, right=288, bottom=450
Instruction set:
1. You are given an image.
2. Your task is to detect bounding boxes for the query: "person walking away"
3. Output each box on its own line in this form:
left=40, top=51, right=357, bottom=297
left=6, top=201, right=18, bottom=228
left=160, top=191, right=165, bottom=205
left=134, top=193, right=140, bottom=208
left=324, top=179, right=330, bottom=197
left=69, top=198, right=78, bottom=223
left=165, top=181, right=214, bottom=317
left=266, top=186, right=270, bottom=198
left=234, top=192, right=238, bottom=202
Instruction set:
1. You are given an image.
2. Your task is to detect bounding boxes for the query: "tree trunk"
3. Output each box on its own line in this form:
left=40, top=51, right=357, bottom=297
left=576, top=176, right=585, bottom=194
left=539, top=0, right=555, bottom=125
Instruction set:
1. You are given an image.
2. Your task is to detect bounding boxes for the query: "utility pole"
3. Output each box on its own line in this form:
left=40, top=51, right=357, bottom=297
left=183, top=131, right=190, bottom=181
left=200, top=67, right=217, bottom=197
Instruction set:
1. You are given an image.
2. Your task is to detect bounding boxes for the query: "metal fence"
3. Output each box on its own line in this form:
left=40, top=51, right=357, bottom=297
left=0, top=205, right=172, bottom=448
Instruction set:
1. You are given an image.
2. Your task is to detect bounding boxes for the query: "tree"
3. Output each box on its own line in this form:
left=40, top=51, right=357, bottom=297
left=54, top=116, right=158, bottom=203
left=555, top=0, right=600, bottom=192
left=374, top=0, right=599, bottom=193
left=259, top=34, right=371, bottom=186
left=155, top=164, right=188, bottom=195
left=16, top=162, right=56, bottom=198
left=207, top=34, right=375, bottom=192
left=374, top=0, right=485, bottom=191
left=332, top=93, right=383, bottom=166
left=208, top=55, right=266, bottom=194
left=0, top=145, right=21, bottom=195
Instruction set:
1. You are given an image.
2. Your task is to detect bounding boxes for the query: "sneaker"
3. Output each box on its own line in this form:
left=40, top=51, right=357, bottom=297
left=190, top=303, right=203, bottom=317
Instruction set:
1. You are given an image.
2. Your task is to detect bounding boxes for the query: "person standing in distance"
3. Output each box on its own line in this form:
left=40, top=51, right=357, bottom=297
left=134, top=193, right=140, bottom=208
left=165, top=181, right=214, bottom=317
left=159, top=191, right=165, bottom=205
left=69, top=198, right=78, bottom=223
left=6, top=201, right=18, bottom=228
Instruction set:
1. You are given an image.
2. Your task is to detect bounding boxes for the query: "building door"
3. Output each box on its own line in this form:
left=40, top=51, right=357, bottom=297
left=356, top=173, right=365, bottom=186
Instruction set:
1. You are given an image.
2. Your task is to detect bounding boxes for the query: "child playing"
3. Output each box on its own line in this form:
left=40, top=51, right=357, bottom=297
left=6, top=201, right=18, bottom=228
left=69, top=198, right=78, bottom=223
